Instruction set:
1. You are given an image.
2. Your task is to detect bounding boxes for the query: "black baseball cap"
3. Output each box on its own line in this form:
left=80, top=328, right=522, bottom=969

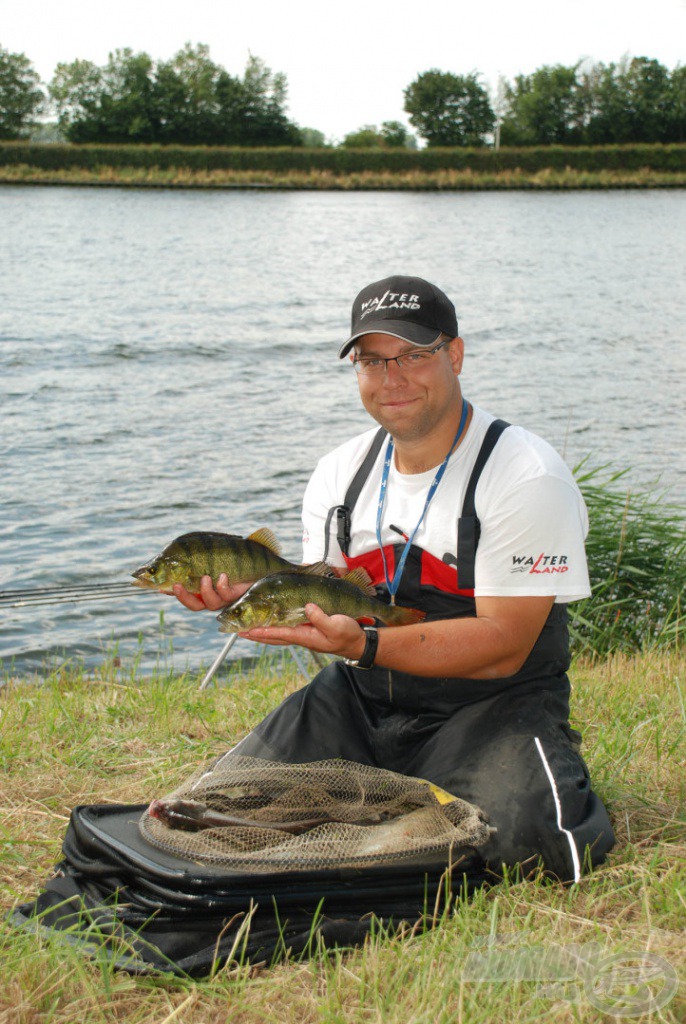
left=338, top=275, right=459, bottom=358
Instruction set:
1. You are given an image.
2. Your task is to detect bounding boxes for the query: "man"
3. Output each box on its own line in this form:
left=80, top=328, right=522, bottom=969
left=174, top=274, right=615, bottom=882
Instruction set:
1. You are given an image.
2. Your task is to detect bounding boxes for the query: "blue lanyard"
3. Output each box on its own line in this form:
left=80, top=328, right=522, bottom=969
left=376, top=398, right=469, bottom=603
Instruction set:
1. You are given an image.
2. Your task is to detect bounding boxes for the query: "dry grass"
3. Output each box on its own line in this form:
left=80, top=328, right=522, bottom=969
left=0, top=164, right=685, bottom=190
left=0, top=648, right=684, bottom=1023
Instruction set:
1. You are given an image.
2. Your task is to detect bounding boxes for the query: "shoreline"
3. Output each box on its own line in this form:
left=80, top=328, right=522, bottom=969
left=2, top=165, right=685, bottom=191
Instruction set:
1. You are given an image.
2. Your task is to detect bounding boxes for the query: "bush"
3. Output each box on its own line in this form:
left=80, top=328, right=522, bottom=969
left=0, top=141, right=684, bottom=174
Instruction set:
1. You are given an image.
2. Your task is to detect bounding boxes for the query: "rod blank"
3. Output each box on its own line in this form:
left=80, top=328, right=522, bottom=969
left=0, top=582, right=138, bottom=608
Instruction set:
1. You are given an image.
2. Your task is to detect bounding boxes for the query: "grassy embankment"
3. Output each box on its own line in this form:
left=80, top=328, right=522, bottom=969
left=1, top=646, right=684, bottom=1023
left=1, top=142, right=685, bottom=190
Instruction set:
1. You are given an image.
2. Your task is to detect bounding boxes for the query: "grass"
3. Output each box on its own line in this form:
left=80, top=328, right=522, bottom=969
left=1, top=164, right=685, bottom=190
left=0, top=647, right=684, bottom=1023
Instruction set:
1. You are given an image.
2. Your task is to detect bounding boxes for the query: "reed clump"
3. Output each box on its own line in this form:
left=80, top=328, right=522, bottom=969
left=572, top=464, right=686, bottom=657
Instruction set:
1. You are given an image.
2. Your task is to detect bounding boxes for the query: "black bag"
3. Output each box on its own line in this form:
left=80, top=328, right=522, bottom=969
left=10, top=803, right=489, bottom=976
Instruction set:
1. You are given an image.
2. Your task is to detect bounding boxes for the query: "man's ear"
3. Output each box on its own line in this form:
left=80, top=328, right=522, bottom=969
left=449, top=336, right=464, bottom=375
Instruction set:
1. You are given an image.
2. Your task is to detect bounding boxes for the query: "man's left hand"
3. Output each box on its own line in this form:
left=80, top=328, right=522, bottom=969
left=238, top=604, right=366, bottom=661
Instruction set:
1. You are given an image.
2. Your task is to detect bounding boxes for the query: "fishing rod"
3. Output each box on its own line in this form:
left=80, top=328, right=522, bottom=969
left=0, top=581, right=137, bottom=609
left=1, top=581, right=328, bottom=688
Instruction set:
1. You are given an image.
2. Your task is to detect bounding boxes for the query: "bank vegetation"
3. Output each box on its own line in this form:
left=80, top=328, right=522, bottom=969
left=0, top=647, right=684, bottom=1023
left=1, top=141, right=685, bottom=190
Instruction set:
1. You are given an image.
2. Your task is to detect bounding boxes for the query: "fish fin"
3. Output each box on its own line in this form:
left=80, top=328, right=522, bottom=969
left=247, top=528, right=282, bottom=556
left=300, top=561, right=338, bottom=578
left=342, top=568, right=377, bottom=597
left=404, top=608, right=427, bottom=624
left=384, top=606, right=426, bottom=626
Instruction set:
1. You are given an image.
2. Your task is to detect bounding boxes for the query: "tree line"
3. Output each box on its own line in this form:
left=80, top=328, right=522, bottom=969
left=1, top=43, right=684, bottom=147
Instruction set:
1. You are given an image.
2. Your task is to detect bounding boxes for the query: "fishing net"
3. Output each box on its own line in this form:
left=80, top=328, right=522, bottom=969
left=139, top=755, right=491, bottom=873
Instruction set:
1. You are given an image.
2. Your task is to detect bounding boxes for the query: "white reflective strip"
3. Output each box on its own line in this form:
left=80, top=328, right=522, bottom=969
left=534, top=736, right=582, bottom=883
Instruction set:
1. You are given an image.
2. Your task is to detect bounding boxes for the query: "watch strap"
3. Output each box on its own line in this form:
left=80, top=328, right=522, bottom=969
left=345, top=625, right=379, bottom=670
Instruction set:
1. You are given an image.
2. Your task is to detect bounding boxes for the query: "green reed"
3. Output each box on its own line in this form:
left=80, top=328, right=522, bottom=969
left=571, top=462, right=686, bottom=658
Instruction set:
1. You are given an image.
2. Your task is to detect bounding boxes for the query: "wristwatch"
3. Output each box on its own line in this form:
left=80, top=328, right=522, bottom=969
left=344, top=625, right=379, bottom=670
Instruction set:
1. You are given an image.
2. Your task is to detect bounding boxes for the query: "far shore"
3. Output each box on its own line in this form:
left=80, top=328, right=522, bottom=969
left=2, top=164, right=685, bottom=191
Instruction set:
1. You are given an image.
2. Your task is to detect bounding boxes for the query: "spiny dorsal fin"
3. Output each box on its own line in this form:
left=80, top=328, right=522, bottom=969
left=247, top=528, right=282, bottom=556
left=342, top=567, right=377, bottom=597
left=300, top=561, right=338, bottom=578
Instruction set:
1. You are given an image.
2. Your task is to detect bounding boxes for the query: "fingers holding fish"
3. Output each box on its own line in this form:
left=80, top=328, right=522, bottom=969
left=172, top=574, right=251, bottom=612
left=301, top=602, right=367, bottom=659
left=239, top=603, right=367, bottom=658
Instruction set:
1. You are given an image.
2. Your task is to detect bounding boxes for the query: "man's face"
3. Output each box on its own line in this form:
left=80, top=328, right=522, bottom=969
left=352, top=333, right=464, bottom=442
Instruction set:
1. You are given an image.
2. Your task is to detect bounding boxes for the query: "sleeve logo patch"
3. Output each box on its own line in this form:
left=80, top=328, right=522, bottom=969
left=510, top=553, right=569, bottom=574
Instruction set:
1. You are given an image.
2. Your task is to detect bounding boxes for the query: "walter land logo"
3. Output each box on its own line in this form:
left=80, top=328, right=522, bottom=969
left=511, top=553, right=570, bottom=574
left=359, top=290, right=421, bottom=319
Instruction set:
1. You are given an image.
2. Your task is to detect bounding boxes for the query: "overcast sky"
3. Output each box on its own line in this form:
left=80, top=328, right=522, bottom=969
left=3, top=0, right=685, bottom=141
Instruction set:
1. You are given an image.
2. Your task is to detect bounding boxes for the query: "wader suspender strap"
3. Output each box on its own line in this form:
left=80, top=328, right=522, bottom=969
left=322, top=428, right=387, bottom=559
left=456, top=418, right=510, bottom=590
left=322, top=418, right=509, bottom=573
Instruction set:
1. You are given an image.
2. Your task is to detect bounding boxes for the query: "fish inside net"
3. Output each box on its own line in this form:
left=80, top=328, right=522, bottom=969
left=139, top=754, right=491, bottom=873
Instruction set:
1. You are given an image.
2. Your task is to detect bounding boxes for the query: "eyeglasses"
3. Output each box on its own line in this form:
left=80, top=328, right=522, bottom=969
left=352, top=338, right=452, bottom=376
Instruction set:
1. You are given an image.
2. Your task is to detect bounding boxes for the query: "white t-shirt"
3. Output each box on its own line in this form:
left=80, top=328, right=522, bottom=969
left=302, top=404, right=591, bottom=603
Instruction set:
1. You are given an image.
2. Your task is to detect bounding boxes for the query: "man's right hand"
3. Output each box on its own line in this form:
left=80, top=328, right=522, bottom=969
left=170, top=574, right=251, bottom=612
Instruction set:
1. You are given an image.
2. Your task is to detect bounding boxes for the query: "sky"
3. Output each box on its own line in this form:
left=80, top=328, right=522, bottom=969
left=2, top=0, right=685, bottom=141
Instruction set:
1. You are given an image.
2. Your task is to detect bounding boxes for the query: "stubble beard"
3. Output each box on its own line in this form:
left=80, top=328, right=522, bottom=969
left=363, top=388, right=460, bottom=445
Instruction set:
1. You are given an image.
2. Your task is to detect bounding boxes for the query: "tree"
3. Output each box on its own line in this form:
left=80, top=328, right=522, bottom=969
left=300, top=127, right=328, bottom=147
left=341, top=121, right=415, bottom=148
left=620, top=57, right=671, bottom=142
left=380, top=120, right=416, bottom=148
left=0, top=46, right=44, bottom=139
left=341, top=124, right=385, bottom=148
left=666, top=65, right=686, bottom=143
left=583, top=56, right=673, bottom=144
left=239, top=54, right=301, bottom=145
left=50, top=50, right=157, bottom=142
left=499, top=64, right=585, bottom=145
left=404, top=70, right=494, bottom=146
left=49, top=46, right=302, bottom=146
left=155, top=43, right=222, bottom=144
left=100, top=49, right=156, bottom=142
left=49, top=58, right=104, bottom=141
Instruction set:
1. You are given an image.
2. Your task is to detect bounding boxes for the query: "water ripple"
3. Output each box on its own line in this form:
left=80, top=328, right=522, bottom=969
left=1, top=186, right=684, bottom=675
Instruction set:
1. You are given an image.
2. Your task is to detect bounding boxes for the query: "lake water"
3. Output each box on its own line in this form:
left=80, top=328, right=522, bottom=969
left=1, top=186, right=685, bottom=676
